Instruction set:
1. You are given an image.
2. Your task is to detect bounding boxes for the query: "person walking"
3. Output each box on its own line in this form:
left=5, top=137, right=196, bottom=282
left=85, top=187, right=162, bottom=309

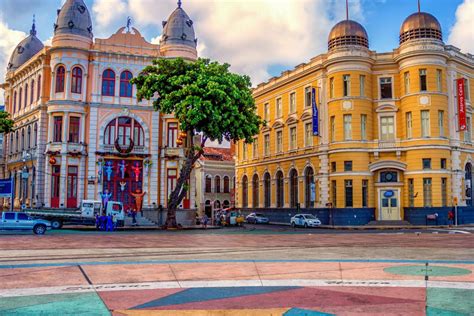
left=448, top=210, right=454, bottom=227
left=131, top=209, right=137, bottom=226
left=202, top=214, right=209, bottom=229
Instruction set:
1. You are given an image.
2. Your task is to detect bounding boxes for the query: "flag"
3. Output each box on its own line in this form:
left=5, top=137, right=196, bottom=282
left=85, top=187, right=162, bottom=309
left=312, top=87, right=319, bottom=136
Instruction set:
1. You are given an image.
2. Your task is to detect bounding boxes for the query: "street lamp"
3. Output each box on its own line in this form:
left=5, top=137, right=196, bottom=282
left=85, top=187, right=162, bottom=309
left=21, top=152, right=31, bottom=209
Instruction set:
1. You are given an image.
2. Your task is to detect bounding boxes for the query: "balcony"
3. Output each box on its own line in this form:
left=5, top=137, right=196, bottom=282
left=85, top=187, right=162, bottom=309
left=164, top=147, right=182, bottom=158
left=102, top=144, right=146, bottom=154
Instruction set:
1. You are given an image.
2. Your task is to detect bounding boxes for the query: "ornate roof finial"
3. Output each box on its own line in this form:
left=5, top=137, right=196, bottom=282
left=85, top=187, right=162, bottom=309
left=126, top=16, right=132, bottom=33
left=418, top=0, right=421, bottom=13
left=346, top=0, right=349, bottom=20
left=30, top=14, right=37, bottom=36
left=178, top=0, right=182, bottom=8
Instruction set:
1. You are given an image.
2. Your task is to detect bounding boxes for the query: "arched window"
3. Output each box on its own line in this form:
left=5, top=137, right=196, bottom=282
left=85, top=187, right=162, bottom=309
left=30, top=80, right=34, bottom=105
left=37, top=75, right=41, bottom=101
left=305, top=167, right=314, bottom=208
left=289, top=169, right=298, bottom=208
left=13, top=91, right=17, bottom=113
left=276, top=171, right=284, bottom=208
left=223, top=176, right=230, bottom=193
left=24, top=84, right=28, bottom=108
left=264, top=173, right=271, bottom=208
left=15, top=131, right=19, bottom=152
left=205, top=175, right=212, bottom=193
left=33, top=123, right=38, bottom=147
left=120, top=71, right=133, bottom=97
left=214, top=200, right=221, bottom=210
left=215, top=175, right=221, bottom=193
left=18, top=88, right=22, bottom=110
left=242, top=175, right=248, bottom=208
left=5, top=96, right=9, bottom=113
left=56, top=66, right=65, bottom=93
left=104, top=117, right=145, bottom=147
left=102, top=69, right=115, bottom=96
left=21, top=129, right=25, bottom=151
left=223, top=200, right=230, bottom=208
left=252, top=174, right=259, bottom=208
left=27, top=126, right=31, bottom=149
left=466, top=163, right=472, bottom=206
left=71, top=67, right=82, bottom=94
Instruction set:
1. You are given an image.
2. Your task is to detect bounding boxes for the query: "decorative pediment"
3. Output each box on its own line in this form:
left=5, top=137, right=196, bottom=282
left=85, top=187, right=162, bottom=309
left=285, top=115, right=298, bottom=125
left=368, top=160, right=407, bottom=172
left=300, top=111, right=312, bottom=121
left=376, top=104, right=398, bottom=113
left=271, top=120, right=284, bottom=129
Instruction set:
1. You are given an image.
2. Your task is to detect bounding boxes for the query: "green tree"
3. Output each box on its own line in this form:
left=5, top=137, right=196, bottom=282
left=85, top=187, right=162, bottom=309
left=132, top=58, right=263, bottom=227
left=0, top=111, right=14, bottom=134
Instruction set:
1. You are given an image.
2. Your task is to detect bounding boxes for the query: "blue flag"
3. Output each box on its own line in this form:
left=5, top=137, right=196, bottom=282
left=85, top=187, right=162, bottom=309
left=312, top=87, right=319, bottom=136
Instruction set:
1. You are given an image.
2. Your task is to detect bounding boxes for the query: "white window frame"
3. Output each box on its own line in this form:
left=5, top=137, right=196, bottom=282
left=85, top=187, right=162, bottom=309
left=289, top=91, right=297, bottom=113
left=421, top=110, right=430, bottom=137
left=379, top=115, right=395, bottom=141
left=330, top=116, right=335, bottom=142
left=406, top=112, right=413, bottom=139
left=343, top=75, right=350, bottom=97
left=289, top=125, right=297, bottom=151
left=304, top=86, right=312, bottom=108
left=304, top=122, right=313, bottom=147
left=252, top=137, right=258, bottom=159
left=360, top=75, right=365, bottom=97
left=361, top=114, right=367, bottom=140
left=464, top=116, right=472, bottom=143
left=404, top=71, right=410, bottom=94
left=276, top=129, right=283, bottom=153
left=378, top=75, right=394, bottom=100
left=242, top=143, right=247, bottom=160
left=464, top=77, right=470, bottom=101
left=438, top=110, right=444, bottom=137
left=343, top=114, right=352, bottom=140
left=264, top=103, right=270, bottom=122
left=276, top=97, right=282, bottom=119
left=264, top=133, right=270, bottom=156
left=329, top=77, right=334, bottom=99
left=436, top=69, right=442, bottom=92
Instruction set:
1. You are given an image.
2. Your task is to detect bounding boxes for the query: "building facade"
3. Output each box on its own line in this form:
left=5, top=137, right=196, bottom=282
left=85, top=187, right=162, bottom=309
left=235, top=10, right=474, bottom=224
left=0, top=0, right=197, bottom=210
left=194, top=147, right=235, bottom=218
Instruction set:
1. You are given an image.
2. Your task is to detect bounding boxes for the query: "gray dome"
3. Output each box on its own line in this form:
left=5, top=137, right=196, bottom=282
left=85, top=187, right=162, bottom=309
left=161, top=2, right=197, bottom=48
left=8, top=24, right=44, bottom=71
left=54, top=0, right=93, bottom=39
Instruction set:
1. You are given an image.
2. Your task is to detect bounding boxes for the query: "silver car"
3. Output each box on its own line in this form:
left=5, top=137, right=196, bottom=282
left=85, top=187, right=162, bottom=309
left=290, top=214, right=322, bottom=228
left=1, top=212, right=52, bottom=235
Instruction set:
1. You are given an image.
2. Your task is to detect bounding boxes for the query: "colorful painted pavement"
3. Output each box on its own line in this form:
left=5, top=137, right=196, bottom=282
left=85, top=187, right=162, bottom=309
left=0, top=260, right=472, bottom=315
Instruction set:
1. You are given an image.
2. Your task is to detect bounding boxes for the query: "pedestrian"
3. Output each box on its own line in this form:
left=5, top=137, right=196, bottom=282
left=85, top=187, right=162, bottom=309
left=448, top=210, right=454, bottom=227
left=99, top=213, right=106, bottom=231
left=106, top=215, right=114, bottom=232
left=112, top=214, right=117, bottom=230
left=95, top=214, right=100, bottom=230
left=202, top=214, right=209, bottom=229
left=131, top=209, right=137, bottom=225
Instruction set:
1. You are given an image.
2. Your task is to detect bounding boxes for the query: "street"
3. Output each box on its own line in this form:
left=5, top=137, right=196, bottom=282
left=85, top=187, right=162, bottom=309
left=0, top=227, right=473, bottom=315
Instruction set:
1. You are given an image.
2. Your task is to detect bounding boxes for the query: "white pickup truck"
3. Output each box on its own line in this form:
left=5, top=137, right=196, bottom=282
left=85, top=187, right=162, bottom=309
left=25, top=200, right=125, bottom=229
left=0, top=212, right=51, bottom=234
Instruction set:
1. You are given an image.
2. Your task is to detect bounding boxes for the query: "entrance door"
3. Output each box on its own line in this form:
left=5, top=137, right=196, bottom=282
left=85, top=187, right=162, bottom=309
left=67, top=166, right=78, bottom=208
left=51, top=165, right=60, bottom=208
left=380, top=190, right=399, bottom=220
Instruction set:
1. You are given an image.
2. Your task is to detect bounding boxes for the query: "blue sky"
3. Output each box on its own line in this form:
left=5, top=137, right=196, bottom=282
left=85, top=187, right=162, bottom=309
left=0, top=0, right=472, bottom=90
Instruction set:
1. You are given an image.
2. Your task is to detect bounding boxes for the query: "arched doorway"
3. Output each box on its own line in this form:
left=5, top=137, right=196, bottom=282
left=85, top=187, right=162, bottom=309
left=205, top=200, right=212, bottom=217
left=276, top=171, right=284, bottom=208
left=466, top=163, right=472, bottom=206
left=263, top=173, right=271, bottom=208
left=242, top=175, right=248, bottom=208
left=289, top=169, right=298, bottom=208
left=304, top=167, right=314, bottom=208
left=252, top=174, right=259, bottom=208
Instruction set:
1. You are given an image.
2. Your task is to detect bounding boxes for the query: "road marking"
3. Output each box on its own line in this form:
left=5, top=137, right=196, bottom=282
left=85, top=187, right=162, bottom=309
left=0, top=279, right=472, bottom=298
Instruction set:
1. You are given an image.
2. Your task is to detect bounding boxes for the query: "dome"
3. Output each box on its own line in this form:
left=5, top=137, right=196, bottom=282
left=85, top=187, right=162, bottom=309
left=7, top=23, right=44, bottom=71
left=328, top=20, right=369, bottom=51
left=54, top=0, right=93, bottom=39
left=161, top=2, right=197, bottom=49
left=399, top=12, right=442, bottom=44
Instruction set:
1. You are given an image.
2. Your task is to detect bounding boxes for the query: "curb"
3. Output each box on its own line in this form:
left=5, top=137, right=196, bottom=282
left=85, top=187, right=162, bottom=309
left=266, top=222, right=471, bottom=230
left=60, top=225, right=222, bottom=231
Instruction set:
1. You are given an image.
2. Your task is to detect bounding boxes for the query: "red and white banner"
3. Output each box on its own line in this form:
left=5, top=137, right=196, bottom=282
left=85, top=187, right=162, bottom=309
left=457, top=78, right=467, bottom=131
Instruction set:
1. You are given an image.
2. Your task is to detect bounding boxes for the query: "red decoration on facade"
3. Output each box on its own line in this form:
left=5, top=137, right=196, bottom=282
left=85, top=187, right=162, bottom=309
left=457, top=78, right=467, bottom=131
left=49, top=157, right=57, bottom=165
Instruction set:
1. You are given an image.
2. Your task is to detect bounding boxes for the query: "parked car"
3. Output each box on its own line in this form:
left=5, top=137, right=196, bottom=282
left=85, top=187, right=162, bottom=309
left=0, top=212, right=52, bottom=235
left=246, top=213, right=270, bottom=224
left=290, top=214, right=321, bottom=228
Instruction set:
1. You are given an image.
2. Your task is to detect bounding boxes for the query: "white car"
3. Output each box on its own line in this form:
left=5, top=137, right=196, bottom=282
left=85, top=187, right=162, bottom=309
left=290, top=214, right=321, bottom=228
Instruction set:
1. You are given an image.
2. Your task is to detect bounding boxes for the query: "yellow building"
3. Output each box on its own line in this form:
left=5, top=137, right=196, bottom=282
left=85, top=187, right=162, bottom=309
left=235, top=10, right=474, bottom=225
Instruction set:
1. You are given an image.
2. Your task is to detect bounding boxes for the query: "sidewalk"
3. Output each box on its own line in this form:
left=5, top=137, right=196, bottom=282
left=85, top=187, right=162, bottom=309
left=269, top=222, right=474, bottom=230
left=63, top=225, right=221, bottom=231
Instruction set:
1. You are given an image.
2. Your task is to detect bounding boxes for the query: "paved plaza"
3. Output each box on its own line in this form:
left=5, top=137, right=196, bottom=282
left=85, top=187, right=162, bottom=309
left=0, top=228, right=473, bottom=315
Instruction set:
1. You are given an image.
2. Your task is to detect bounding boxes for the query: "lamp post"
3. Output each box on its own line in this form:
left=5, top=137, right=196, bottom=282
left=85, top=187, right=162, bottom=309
left=21, top=152, right=31, bottom=209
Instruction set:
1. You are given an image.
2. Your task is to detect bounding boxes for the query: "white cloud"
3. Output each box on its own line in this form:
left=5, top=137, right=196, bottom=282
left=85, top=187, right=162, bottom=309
left=92, top=0, right=128, bottom=37
left=448, top=0, right=474, bottom=54
left=0, top=19, right=27, bottom=103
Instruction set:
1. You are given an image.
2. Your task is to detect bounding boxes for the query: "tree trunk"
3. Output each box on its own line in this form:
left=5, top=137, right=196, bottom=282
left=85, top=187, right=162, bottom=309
left=165, top=133, right=205, bottom=228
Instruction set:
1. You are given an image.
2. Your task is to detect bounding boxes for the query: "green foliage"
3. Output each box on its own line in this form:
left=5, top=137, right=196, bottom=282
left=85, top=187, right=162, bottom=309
left=132, top=58, right=263, bottom=143
left=0, top=111, right=14, bottom=133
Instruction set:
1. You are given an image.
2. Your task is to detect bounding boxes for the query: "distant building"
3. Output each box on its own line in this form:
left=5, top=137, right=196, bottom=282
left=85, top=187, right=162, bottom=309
left=235, top=8, right=474, bottom=224
left=195, top=147, right=235, bottom=218
left=0, top=0, right=198, bottom=210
